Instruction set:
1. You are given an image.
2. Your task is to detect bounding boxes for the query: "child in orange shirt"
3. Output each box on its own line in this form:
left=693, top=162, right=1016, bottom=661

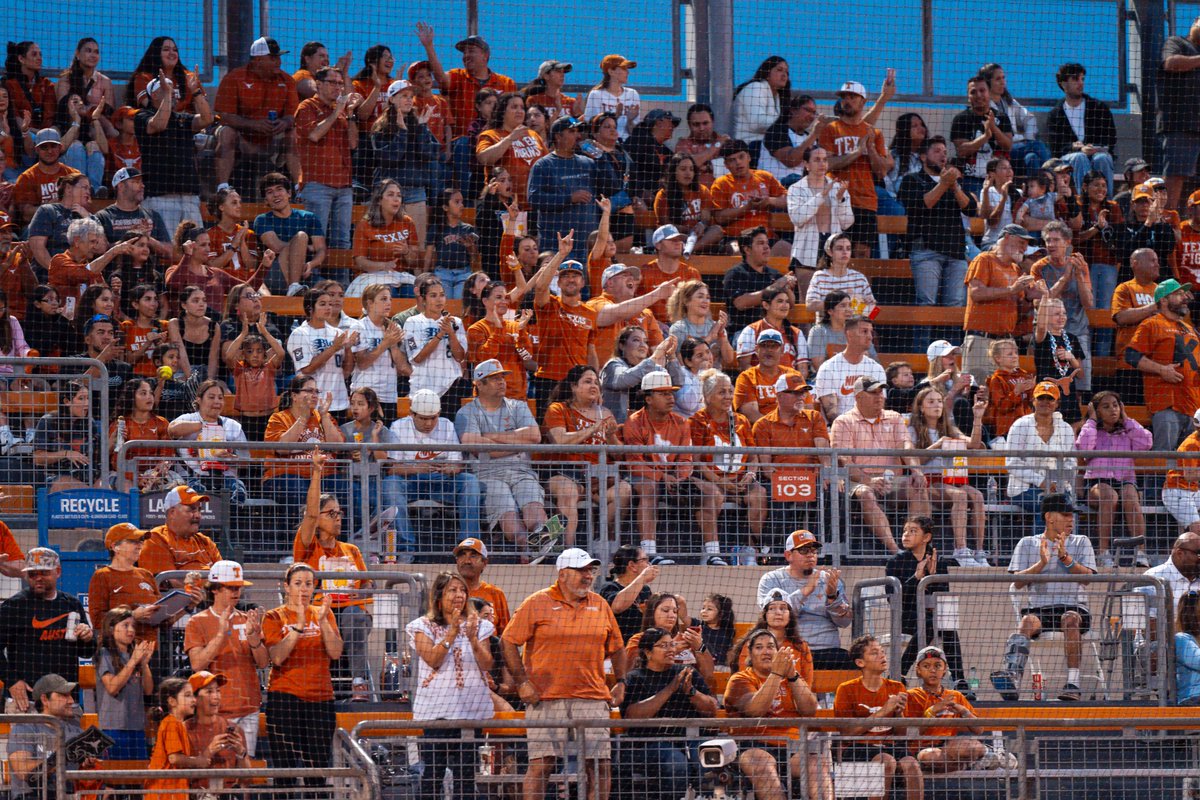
left=147, top=677, right=234, bottom=800
left=983, top=338, right=1034, bottom=442
left=223, top=319, right=285, bottom=442
left=903, top=646, right=996, bottom=773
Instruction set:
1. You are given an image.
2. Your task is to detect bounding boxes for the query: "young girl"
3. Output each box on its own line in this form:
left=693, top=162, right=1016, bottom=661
left=287, top=285, right=357, bottom=414
left=980, top=157, right=1018, bottom=248
left=223, top=318, right=285, bottom=442
left=350, top=284, right=404, bottom=408
left=97, top=606, right=154, bottom=759
left=1075, top=390, right=1151, bottom=567
left=110, top=377, right=170, bottom=490
left=168, top=285, right=222, bottom=382
left=884, top=515, right=969, bottom=688
left=120, top=284, right=168, bottom=377
left=341, top=387, right=404, bottom=552
left=153, top=344, right=191, bottom=421
left=1033, top=297, right=1084, bottom=425
left=908, top=386, right=988, bottom=566
left=983, top=338, right=1034, bottom=442
left=205, top=188, right=260, bottom=285
left=803, top=232, right=876, bottom=315
left=666, top=280, right=733, bottom=366
left=0, top=288, right=31, bottom=371
left=402, top=278, right=468, bottom=406
left=699, top=593, right=736, bottom=665
left=424, top=189, right=477, bottom=299
left=147, top=677, right=231, bottom=800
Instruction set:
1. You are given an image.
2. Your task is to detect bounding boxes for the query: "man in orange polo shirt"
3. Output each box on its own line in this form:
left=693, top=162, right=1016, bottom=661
left=454, top=537, right=511, bottom=633
left=502, top=547, right=624, bottom=800
left=214, top=37, right=301, bottom=192
left=587, top=263, right=671, bottom=362
left=138, top=485, right=223, bottom=588
left=416, top=25, right=516, bottom=140
left=961, top=224, right=1047, bottom=383
left=754, top=374, right=829, bottom=537
left=295, top=67, right=364, bottom=251
left=733, top=330, right=802, bottom=423
left=639, top=225, right=701, bottom=323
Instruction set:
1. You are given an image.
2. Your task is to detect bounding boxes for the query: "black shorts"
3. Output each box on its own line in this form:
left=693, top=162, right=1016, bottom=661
left=1084, top=478, right=1136, bottom=494
left=1021, top=604, right=1091, bottom=636
left=840, top=741, right=912, bottom=763
left=845, top=208, right=878, bottom=248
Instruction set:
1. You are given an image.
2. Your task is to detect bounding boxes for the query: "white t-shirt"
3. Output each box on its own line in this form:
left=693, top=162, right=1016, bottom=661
left=1063, top=100, right=1087, bottom=143
left=981, top=186, right=1015, bottom=246
left=287, top=321, right=350, bottom=411
left=402, top=313, right=467, bottom=397
left=583, top=86, right=641, bottom=139
left=389, top=416, right=463, bottom=464
left=757, top=126, right=806, bottom=182
left=351, top=317, right=399, bottom=403
left=170, top=412, right=247, bottom=475
left=405, top=615, right=496, bottom=721
left=812, top=352, right=886, bottom=417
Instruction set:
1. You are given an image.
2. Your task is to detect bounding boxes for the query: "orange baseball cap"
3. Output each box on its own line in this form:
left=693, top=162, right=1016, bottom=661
left=453, top=537, right=489, bottom=558
left=783, top=529, right=819, bottom=552
left=105, top=523, right=148, bottom=550
left=1188, top=189, right=1200, bottom=207
left=0, top=210, right=16, bottom=231
left=1033, top=380, right=1061, bottom=400
left=773, top=373, right=811, bottom=394
left=601, top=54, right=636, bottom=72
left=1132, top=184, right=1154, bottom=202
left=188, top=671, right=228, bottom=693
left=163, top=485, right=209, bottom=511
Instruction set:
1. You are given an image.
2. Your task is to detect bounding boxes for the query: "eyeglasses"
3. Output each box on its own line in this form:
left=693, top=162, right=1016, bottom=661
left=651, top=641, right=675, bottom=651
left=321, top=79, right=345, bottom=86
left=797, top=546, right=820, bottom=555
left=298, top=388, right=320, bottom=395
left=321, top=509, right=343, bottom=519
left=569, top=566, right=599, bottom=575
left=241, top=291, right=261, bottom=300
left=1179, top=548, right=1200, bottom=556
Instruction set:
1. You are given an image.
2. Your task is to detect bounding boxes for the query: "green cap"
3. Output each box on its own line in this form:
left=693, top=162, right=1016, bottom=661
left=1155, top=278, right=1193, bottom=303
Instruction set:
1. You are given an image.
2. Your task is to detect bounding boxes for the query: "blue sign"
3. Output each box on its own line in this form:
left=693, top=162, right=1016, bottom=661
left=36, top=489, right=141, bottom=596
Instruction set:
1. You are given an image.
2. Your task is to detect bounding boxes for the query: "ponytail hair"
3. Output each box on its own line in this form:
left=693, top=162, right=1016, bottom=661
left=149, top=676, right=190, bottom=732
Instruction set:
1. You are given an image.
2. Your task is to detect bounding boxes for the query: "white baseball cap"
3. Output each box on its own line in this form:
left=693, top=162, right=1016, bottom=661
left=409, top=389, right=441, bottom=416
left=386, top=79, right=414, bottom=98
left=925, top=339, right=960, bottom=361
left=840, top=81, right=868, bottom=99
left=601, top=263, right=640, bottom=286
left=641, top=371, right=678, bottom=392
left=651, top=224, right=687, bottom=247
left=556, top=547, right=601, bottom=570
left=208, top=560, right=253, bottom=587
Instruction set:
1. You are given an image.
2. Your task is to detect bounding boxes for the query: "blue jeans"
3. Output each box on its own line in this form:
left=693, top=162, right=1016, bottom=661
left=389, top=472, right=482, bottom=542
left=1090, top=263, right=1118, bottom=357
left=265, top=473, right=350, bottom=519
left=62, top=141, right=104, bottom=189
left=435, top=267, right=472, bottom=299
left=1011, top=139, right=1052, bottom=177
left=301, top=182, right=354, bottom=249
left=1062, top=151, right=1115, bottom=195
left=332, top=605, right=374, bottom=687
left=624, top=740, right=697, bottom=800
left=910, top=248, right=968, bottom=347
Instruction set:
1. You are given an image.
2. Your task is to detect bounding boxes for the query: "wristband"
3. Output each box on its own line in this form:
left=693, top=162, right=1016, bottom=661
left=787, top=674, right=800, bottom=683
left=1061, top=558, right=1074, bottom=569
left=769, top=671, right=786, bottom=678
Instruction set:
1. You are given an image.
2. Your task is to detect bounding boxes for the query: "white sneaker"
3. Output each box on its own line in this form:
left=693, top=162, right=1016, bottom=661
left=997, top=750, right=1018, bottom=770
left=737, top=545, right=758, bottom=566
left=972, top=749, right=1001, bottom=770
left=1099, top=551, right=1115, bottom=569
left=973, top=549, right=992, bottom=566
left=286, top=282, right=305, bottom=296
left=1134, top=551, right=1151, bottom=568
left=953, top=547, right=979, bottom=567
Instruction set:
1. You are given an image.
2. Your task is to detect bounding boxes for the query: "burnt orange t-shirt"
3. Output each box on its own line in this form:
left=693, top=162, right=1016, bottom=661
left=690, top=408, right=756, bottom=473
left=984, top=368, right=1035, bottom=438
left=0, top=520, right=23, bottom=565
left=107, top=136, right=142, bottom=176
left=587, top=251, right=613, bottom=300
left=1111, top=278, right=1159, bottom=361
left=654, top=186, right=713, bottom=233
left=475, top=128, right=546, bottom=204
left=733, top=365, right=800, bottom=418
left=709, top=170, right=786, bottom=237
left=470, top=580, right=511, bottom=634
left=295, top=96, right=353, bottom=188
left=205, top=223, right=260, bottom=284
left=543, top=401, right=606, bottom=464
left=351, top=78, right=390, bottom=129
left=121, top=319, right=170, bottom=376
left=905, top=686, right=974, bottom=749
left=87, top=565, right=161, bottom=639
left=963, top=251, right=1021, bottom=335
left=352, top=215, right=420, bottom=265
left=232, top=362, right=279, bottom=416
left=138, top=524, right=222, bottom=579
left=147, top=714, right=191, bottom=800
left=183, top=607, right=265, bottom=716
left=639, top=259, right=701, bottom=323
left=262, top=409, right=331, bottom=480
left=292, top=533, right=372, bottom=609
left=262, top=604, right=339, bottom=701
left=585, top=293, right=663, bottom=364
left=49, top=251, right=105, bottom=312
left=444, top=69, right=517, bottom=139
left=468, top=317, right=532, bottom=398
left=733, top=640, right=814, bottom=686
left=413, top=93, right=452, bottom=145
left=534, top=296, right=596, bottom=381
left=214, top=67, right=299, bottom=145
left=6, top=76, right=57, bottom=129
left=833, top=676, right=908, bottom=743
left=723, top=666, right=804, bottom=740
left=1178, top=221, right=1200, bottom=286
left=752, top=407, right=828, bottom=464
left=523, top=92, right=579, bottom=123
left=110, top=414, right=170, bottom=480
left=0, top=249, right=39, bottom=319
left=12, top=162, right=78, bottom=211
left=1167, top=431, right=1200, bottom=490
left=818, top=120, right=886, bottom=211
left=1128, top=314, right=1200, bottom=416
left=501, top=583, right=622, bottom=701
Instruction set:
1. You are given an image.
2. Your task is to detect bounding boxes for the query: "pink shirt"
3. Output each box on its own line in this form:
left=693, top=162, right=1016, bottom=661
left=829, top=406, right=909, bottom=476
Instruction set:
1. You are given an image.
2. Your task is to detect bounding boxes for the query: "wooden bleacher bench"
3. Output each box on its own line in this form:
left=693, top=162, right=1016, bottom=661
left=0, top=486, right=35, bottom=515
left=0, top=391, right=59, bottom=416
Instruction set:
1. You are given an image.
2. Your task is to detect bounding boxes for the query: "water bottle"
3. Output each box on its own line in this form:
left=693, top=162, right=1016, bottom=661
left=64, top=611, right=79, bottom=642
left=968, top=666, right=980, bottom=691
left=683, top=229, right=699, bottom=257
left=882, top=469, right=895, bottom=493
left=381, top=652, right=400, bottom=700
left=267, top=110, right=277, bottom=122
left=986, top=477, right=999, bottom=505
left=400, top=651, right=412, bottom=703
left=579, top=139, right=602, bottom=159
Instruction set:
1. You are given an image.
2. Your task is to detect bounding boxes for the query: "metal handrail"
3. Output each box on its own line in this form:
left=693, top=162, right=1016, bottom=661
left=334, top=727, right=382, bottom=800
left=916, top=573, right=1174, bottom=704
left=0, top=714, right=68, bottom=800
left=851, top=576, right=903, bottom=680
